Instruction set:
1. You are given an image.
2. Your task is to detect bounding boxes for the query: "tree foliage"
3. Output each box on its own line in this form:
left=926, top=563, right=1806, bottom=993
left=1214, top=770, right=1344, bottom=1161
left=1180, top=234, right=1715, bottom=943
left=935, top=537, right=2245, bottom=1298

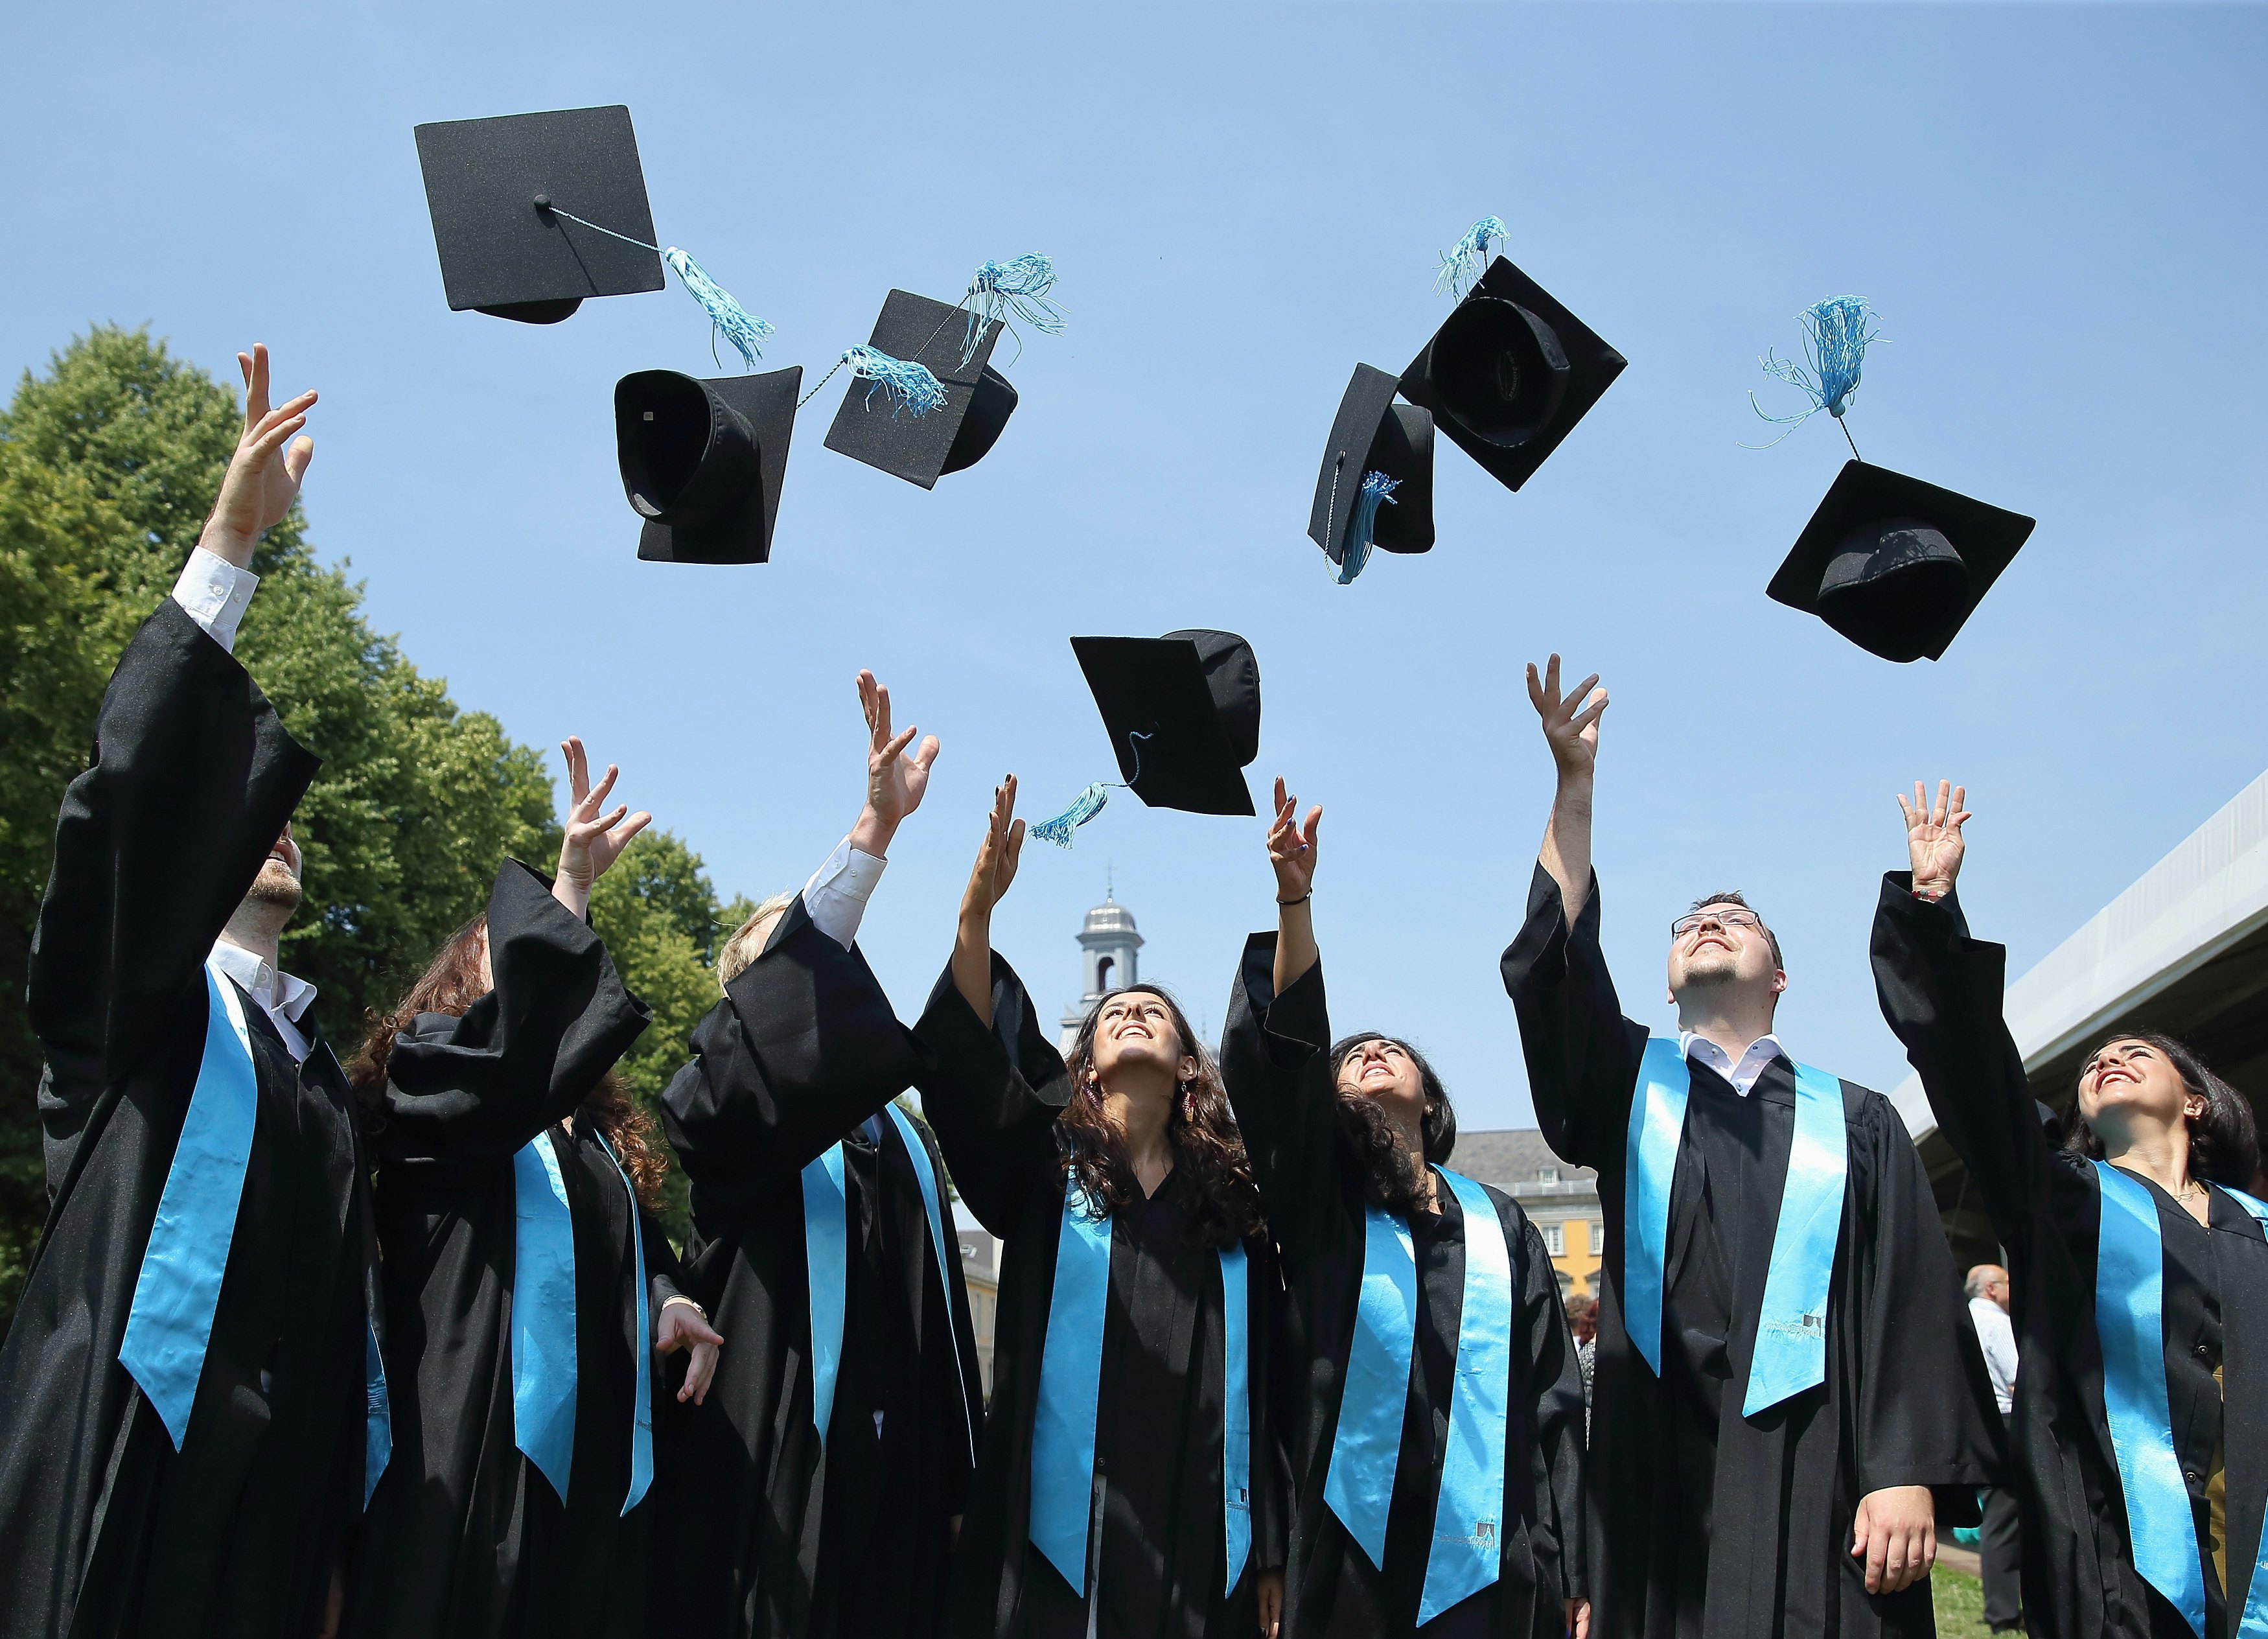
left=0, top=328, right=733, bottom=1323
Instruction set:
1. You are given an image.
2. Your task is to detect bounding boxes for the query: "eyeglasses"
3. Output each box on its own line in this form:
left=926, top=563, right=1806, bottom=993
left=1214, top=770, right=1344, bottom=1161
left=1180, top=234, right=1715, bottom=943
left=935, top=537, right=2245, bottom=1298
left=1669, top=909, right=1763, bottom=941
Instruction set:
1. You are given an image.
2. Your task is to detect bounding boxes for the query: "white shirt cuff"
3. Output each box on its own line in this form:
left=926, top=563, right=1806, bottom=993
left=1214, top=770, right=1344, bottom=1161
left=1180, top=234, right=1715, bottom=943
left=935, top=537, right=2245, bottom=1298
left=171, top=548, right=260, bottom=654
left=801, top=837, right=886, bottom=951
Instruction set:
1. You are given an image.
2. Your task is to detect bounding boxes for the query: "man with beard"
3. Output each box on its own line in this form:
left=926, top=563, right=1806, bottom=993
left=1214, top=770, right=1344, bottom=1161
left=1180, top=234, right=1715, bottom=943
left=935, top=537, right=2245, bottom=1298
left=0, top=345, right=388, bottom=1639
left=1498, top=656, right=1998, bottom=1639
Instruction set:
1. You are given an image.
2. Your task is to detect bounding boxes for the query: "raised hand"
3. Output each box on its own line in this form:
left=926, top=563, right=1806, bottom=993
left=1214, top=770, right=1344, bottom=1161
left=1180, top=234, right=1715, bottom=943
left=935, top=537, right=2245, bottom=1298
left=952, top=778, right=1026, bottom=1027
left=1267, top=776, right=1322, bottom=903
left=199, top=343, right=317, bottom=568
left=553, top=736, right=652, bottom=917
left=1898, top=779, right=1971, bottom=898
left=1526, top=655, right=1608, bottom=782
left=656, top=1300, right=724, bottom=1406
left=851, top=669, right=941, bottom=856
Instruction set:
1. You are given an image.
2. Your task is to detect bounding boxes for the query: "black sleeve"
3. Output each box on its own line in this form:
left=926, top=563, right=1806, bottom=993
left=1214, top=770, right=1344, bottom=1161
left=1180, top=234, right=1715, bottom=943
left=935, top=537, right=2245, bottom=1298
left=1869, top=873, right=2051, bottom=1244
left=377, top=860, right=650, bottom=1163
left=642, top=1201, right=689, bottom=1314
left=1244, top=1233, right=1290, bottom=1574
left=660, top=898, right=922, bottom=1203
left=908, top=952, right=1069, bottom=1238
left=1509, top=1199, right=1588, bottom=1602
left=1500, top=864, right=1647, bottom=1176
left=1219, top=933, right=1339, bottom=1263
left=29, top=598, right=318, bottom=1100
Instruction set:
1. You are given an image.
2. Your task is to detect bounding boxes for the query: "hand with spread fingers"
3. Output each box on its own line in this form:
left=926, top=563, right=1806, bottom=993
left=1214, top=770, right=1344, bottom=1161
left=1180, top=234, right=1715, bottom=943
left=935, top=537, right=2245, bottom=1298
left=1266, top=776, right=1323, bottom=905
left=1525, top=653, right=1608, bottom=781
left=552, top=737, right=652, bottom=918
left=1899, top=779, right=1971, bottom=900
left=850, top=669, right=941, bottom=857
left=200, top=343, right=318, bottom=568
left=951, top=777, right=1026, bottom=1028
left=656, top=1299, right=724, bottom=1405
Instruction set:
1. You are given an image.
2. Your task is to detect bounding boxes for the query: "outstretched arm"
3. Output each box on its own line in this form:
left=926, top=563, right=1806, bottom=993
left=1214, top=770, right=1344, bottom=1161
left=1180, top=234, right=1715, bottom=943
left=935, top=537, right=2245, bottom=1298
left=1527, top=655, right=1607, bottom=927
left=801, top=669, right=942, bottom=950
left=1266, top=777, right=1321, bottom=996
left=951, top=777, right=1026, bottom=1028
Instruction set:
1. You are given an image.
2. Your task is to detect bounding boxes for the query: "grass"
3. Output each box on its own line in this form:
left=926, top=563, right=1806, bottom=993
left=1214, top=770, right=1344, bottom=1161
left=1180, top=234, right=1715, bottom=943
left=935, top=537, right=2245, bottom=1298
left=1932, top=1564, right=1994, bottom=1638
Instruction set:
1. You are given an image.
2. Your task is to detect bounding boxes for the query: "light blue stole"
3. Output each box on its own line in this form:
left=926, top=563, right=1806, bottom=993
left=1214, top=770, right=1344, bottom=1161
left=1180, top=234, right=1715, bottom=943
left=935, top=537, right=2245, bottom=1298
left=1624, top=1038, right=1847, bottom=1416
left=2094, top=1164, right=2268, bottom=1638
left=1323, top=1167, right=1512, bottom=1623
left=798, top=1106, right=976, bottom=1462
left=1028, top=1184, right=1253, bottom=1597
left=511, top=1126, right=656, bottom=1510
left=121, top=959, right=393, bottom=1507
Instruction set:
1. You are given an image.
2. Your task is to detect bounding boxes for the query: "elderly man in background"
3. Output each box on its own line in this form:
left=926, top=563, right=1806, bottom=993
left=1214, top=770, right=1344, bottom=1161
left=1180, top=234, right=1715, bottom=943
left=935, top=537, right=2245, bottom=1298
left=1967, top=1264, right=2022, bottom=1634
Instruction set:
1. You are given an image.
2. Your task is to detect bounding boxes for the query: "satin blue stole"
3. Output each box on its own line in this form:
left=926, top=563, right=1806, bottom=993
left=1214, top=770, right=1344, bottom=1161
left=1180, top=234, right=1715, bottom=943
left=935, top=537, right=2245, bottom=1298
left=1623, top=1038, right=1847, bottom=1416
left=2093, top=1163, right=2268, bottom=1638
left=1028, top=1185, right=1253, bottom=1596
left=121, top=960, right=393, bottom=1508
left=509, top=1126, right=657, bottom=1509
left=1322, top=1168, right=1512, bottom=1623
left=799, top=1107, right=975, bottom=1461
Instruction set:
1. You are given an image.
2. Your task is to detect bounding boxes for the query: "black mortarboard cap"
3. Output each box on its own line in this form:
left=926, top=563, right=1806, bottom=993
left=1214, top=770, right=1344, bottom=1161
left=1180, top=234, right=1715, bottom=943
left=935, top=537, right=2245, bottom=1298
left=822, top=290, right=1017, bottom=489
left=1768, top=460, right=2035, bottom=662
left=414, top=106, right=666, bottom=325
left=1309, top=364, right=1436, bottom=568
left=1397, top=257, right=1625, bottom=493
left=1068, top=631, right=1260, bottom=817
left=616, top=367, right=801, bottom=564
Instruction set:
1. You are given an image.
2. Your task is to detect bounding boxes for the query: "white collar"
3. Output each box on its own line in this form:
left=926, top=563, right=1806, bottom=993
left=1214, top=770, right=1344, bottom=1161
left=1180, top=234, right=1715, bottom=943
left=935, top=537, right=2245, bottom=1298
left=208, top=938, right=317, bottom=1023
left=1678, top=1030, right=1788, bottom=1097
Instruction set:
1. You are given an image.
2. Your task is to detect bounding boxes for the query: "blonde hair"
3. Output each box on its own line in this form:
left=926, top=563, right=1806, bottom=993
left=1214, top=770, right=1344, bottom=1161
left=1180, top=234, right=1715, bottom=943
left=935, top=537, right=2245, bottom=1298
left=717, top=890, right=798, bottom=990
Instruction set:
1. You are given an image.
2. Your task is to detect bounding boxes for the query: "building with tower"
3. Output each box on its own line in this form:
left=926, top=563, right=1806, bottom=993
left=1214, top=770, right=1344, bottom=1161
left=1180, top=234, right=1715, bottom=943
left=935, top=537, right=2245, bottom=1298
left=1058, top=888, right=1145, bottom=1054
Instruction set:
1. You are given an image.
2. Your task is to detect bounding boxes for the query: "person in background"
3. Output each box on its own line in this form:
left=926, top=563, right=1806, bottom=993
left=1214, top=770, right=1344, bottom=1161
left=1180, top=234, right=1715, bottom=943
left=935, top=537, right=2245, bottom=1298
left=1965, top=1265, right=2022, bottom=1634
left=1565, top=1294, right=1599, bottom=1439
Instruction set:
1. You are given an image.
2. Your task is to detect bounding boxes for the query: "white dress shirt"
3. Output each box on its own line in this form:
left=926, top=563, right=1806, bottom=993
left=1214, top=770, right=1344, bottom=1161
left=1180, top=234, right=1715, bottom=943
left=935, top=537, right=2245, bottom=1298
left=800, top=835, right=886, bottom=951
left=172, top=546, right=260, bottom=655
left=207, top=937, right=319, bottom=1063
left=1678, top=1029, right=1789, bottom=1096
left=1969, top=1296, right=2017, bottom=1414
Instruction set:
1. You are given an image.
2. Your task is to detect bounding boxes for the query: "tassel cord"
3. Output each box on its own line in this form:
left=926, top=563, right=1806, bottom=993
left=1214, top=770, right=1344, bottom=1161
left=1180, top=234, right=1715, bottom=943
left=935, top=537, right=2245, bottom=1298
left=541, top=205, right=772, bottom=369
left=1031, top=734, right=1152, bottom=849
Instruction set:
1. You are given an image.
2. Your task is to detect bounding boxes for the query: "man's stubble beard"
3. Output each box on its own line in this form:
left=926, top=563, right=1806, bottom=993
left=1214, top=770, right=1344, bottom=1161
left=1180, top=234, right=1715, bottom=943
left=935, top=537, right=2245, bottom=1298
left=243, top=859, right=304, bottom=916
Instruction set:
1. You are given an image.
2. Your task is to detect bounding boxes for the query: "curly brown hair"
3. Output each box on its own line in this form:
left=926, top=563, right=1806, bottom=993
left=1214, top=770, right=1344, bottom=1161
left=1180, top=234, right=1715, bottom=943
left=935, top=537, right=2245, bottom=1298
left=1059, top=985, right=1263, bottom=1250
left=1326, top=1033, right=1457, bottom=1216
left=350, top=913, right=669, bottom=1207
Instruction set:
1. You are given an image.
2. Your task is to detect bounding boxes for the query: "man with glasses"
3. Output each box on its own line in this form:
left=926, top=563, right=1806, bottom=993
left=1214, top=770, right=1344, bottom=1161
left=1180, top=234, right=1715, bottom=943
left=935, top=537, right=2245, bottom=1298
left=1498, top=657, right=1998, bottom=1639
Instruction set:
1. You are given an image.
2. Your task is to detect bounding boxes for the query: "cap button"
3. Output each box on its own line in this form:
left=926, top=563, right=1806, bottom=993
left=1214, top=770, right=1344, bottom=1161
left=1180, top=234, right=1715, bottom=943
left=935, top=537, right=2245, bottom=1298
left=533, top=192, right=553, bottom=211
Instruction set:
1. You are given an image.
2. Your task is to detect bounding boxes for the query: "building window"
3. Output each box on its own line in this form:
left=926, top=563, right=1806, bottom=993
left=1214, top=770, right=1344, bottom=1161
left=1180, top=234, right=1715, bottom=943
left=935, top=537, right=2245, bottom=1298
left=1538, top=1165, right=1559, bottom=1183
left=1541, top=1222, right=1565, bottom=1255
left=1096, top=955, right=1115, bottom=991
left=1555, top=1269, right=1573, bottom=1300
left=1586, top=1220, right=1601, bottom=1255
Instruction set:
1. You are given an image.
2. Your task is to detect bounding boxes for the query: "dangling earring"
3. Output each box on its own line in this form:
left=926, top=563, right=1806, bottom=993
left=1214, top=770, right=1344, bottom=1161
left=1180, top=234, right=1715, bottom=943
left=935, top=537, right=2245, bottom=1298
left=1180, top=1080, right=1195, bottom=1119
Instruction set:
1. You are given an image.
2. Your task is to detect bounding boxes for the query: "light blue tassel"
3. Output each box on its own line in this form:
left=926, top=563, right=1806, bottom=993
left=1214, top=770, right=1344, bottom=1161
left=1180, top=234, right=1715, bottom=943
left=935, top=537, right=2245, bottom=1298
left=662, top=248, right=774, bottom=371
left=1032, top=782, right=1111, bottom=848
left=1434, top=216, right=1507, bottom=297
left=842, top=347, right=949, bottom=417
left=964, top=253, right=1066, bottom=367
left=1749, top=296, right=1882, bottom=443
left=1336, top=471, right=1400, bottom=586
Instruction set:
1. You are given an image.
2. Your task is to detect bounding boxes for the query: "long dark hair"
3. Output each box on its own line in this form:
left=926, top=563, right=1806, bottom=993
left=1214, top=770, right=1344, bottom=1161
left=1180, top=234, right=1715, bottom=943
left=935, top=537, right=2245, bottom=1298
left=350, top=914, right=670, bottom=1207
left=1327, top=1032, right=1456, bottom=1215
left=2060, top=1029, right=2259, bottom=1191
left=1059, top=984, right=1263, bottom=1250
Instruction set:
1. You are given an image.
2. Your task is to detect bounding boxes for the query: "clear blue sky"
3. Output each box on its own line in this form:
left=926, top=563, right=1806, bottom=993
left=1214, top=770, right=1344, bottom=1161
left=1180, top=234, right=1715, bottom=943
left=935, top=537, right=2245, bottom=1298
left=7, top=3, right=2265, bottom=1132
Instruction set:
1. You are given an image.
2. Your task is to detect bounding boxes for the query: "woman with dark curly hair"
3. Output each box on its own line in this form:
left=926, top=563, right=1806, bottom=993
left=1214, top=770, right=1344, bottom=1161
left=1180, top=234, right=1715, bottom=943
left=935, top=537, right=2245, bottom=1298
left=343, top=739, right=720, bottom=1639
left=1873, top=780, right=2268, bottom=1639
left=1222, top=779, right=1588, bottom=1639
left=912, top=776, right=1286, bottom=1639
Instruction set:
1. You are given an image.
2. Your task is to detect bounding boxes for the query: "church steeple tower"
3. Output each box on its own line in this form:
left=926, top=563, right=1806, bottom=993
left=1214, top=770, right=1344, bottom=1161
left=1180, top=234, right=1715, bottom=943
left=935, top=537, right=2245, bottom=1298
left=1057, top=885, right=1144, bottom=1054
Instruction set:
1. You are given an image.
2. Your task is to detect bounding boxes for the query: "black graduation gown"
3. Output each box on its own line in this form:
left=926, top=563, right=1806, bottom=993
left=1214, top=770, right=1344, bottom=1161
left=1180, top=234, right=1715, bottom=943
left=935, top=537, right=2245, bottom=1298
left=1502, top=864, right=1999, bottom=1639
left=1221, top=935, right=1587, bottom=1639
left=0, top=597, right=378, bottom=1639
left=648, top=897, right=984, bottom=1639
left=343, top=860, right=678, bottom=1639
left=912, top=952, right=1287, bottom=1639
left=1871, top=874, right=2268, bottom=1639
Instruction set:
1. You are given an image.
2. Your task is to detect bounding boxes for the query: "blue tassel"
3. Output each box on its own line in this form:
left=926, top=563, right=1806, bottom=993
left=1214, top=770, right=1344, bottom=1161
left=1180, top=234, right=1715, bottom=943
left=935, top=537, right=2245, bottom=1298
left=964, top=253, right=1066, bottom=367
left=1750, top=296, right=1882, bottom=441
left=662, top=248, right=774, bottom=371
left=1434, top=216, right=1507, bottom=297
left=1336, top=471, right=1400, bottom=585
left=1031, top=782, right=1111, bottom=848
left=842, top=347, right=949, bottom=417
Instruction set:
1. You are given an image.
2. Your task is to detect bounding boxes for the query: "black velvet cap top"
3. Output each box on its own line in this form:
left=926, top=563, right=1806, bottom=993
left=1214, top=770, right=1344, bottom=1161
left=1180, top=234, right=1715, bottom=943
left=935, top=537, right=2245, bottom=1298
left=1067, top=631, right=1261, bottom=817
left=823, top=290, right=1019, bottom=489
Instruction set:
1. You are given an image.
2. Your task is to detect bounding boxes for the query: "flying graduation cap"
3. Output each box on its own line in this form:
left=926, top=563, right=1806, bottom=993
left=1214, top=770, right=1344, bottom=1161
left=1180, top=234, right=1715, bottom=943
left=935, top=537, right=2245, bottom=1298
left=413, top=105, right=772, bottom=366
left=823, top=289, right=1019, bottom=489
left=1310, top=365, right=1436, bottom=585
left=1396, top=218, right=1627, bottom=496
left=1753, top=297, right=2036, bottom=662
left=614, top=368, right=802, bottom=564
left=1032, top=631, right=1262, bottom=847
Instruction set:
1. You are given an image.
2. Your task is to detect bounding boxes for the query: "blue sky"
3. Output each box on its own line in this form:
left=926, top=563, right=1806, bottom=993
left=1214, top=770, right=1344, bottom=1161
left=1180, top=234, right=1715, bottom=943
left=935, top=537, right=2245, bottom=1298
left=6, top=3, right=2265, bottom=1132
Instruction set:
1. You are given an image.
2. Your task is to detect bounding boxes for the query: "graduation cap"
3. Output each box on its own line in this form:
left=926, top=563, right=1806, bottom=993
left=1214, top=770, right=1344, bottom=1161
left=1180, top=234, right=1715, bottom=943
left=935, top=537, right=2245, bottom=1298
left=616, top=367, right=801, bottom=564
left=1397, top=255, right=1625, bottom=494
left=1768, top=460, right=2034, bottom=662
left=414, top=105, right=772, bottom=362
left=1033, top=631, right=1262, bottom=845
left=822, top=289, right=1018, bottom=488
left=1310, top=364, right=1435, bottom=583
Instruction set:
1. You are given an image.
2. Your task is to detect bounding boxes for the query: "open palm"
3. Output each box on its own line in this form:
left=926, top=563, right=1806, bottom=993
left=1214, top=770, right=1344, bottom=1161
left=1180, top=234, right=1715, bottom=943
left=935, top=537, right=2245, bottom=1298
left=1897, top=779, right=1970, bottom=894
left=962, top=776, right=1026, bottom=919
left=203, top=343, right=316, bottom=561
left=557, top=737, right=651, bottom=900
left=860, top=669, right=940, bottom=831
